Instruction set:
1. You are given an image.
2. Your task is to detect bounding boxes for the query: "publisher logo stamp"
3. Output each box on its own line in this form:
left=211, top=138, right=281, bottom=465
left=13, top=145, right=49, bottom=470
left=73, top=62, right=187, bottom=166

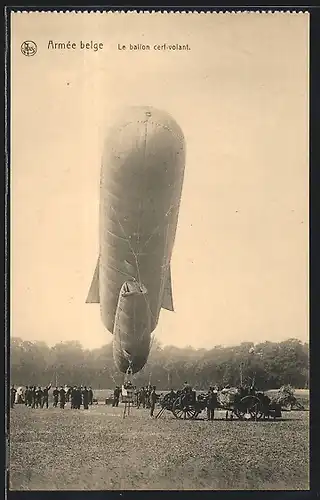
left=21, top=41, right=37, bottom=57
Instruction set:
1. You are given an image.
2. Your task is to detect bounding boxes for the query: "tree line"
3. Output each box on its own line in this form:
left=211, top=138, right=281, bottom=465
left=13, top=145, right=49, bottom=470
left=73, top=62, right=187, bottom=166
left=10, top=337, right=309, bottom=391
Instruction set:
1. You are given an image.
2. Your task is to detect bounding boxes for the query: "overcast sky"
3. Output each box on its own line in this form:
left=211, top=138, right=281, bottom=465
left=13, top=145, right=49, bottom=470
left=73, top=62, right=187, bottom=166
left=11, top=12, right=309, bottom=349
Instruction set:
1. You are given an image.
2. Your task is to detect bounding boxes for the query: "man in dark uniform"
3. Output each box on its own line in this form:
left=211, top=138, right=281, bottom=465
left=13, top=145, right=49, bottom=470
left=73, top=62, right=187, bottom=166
left=31, top=386, right=37, bottom=408
left=82, top=386, right=89, bottom=410
left=75, top=386, right=82, bottom=409
left=88, top=387, right=93, bottom=405
left=25, top=386, right=30, bottom=406
left=73, top=387, right=78, bottom=409
left=137, top=387, right=144, bottom=409
left=10, top=386, right=17, bottom=409
left=144, top=386, right=150, bottom=409
left=35, top=387, right=43, bottom=408
left=113, top=386, right=120, bottom=407
left=53, top=387, right=59, bottom=407
left=207, top=387, right=217, bottom=421
left=59, top=387, right=66, bottom=409
left=26, top=386, right=32, bottom=406
left=150, top=386, right=158, bottom=417
left=70, top=386, right=76, bottom=409
left=169, top=389, right=176, bottom=400
left=41, top=384, right=51, bottom=408
left=181, top=382, right=192, bottom=407
left=65, top=386, right=71, bottom=403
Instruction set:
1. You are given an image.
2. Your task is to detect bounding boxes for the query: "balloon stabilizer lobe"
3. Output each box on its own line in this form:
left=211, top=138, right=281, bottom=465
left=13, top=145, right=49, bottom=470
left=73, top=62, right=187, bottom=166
left=86, top=106, right=185, bottom=374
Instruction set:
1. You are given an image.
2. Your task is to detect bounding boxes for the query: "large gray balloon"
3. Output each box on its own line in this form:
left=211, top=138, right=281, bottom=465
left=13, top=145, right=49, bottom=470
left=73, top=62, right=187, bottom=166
left=86, top=106, right=185, bottom=374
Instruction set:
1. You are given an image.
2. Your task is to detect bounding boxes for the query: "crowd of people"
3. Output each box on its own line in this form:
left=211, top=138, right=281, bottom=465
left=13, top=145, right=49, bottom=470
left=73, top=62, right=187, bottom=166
left=10, top=384, right=94, bottom=410
left=112, top=383, right=158, bottom=416
left=11, top=380, right=256, bottom=421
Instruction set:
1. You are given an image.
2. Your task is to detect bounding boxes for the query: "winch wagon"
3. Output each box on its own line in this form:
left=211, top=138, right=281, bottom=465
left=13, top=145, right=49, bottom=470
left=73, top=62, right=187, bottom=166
left=157, top=387, right=282, bottom=421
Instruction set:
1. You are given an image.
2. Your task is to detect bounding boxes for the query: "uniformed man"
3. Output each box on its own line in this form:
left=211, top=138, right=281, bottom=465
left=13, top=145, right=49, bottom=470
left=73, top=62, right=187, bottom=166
left=35, top=387, right=43, bottom=409
left=207, top=386, right=217, bottom=421
left=145, top=385, right=151, bottom=409
left=88, top=387, right=93, bottom=405
left=168, top=389, right=176, bottom=405
left=139, top=387, right=146, bottom=409
left=25, top=386, right=31, bottom=406
left=82, top=386, right=89, bottom=410
left=10, top=385, right=17, bottom=409
left=31, top=386, right=37, bottom=408
left=59, top=387, right=66, bottom=409
left=112, top=386, right=120, bottom=407
left=53, top=387, right=59, bottom=407
left=73, top=387, right=78, bottom=409
left=25, top=386, right=30, bottom=406
left=76, top=386, right=82, bottom=409
left=65, top=386, right=71, bottom=403
left=134, top=386, right=139, bottom=406
left=41, top=384, right=51, bottom=408
left=70, top=386, right=76, bottom=409
left=150, top=386, right=158, bottom=417
left=181, top=382, right=192, bottom=406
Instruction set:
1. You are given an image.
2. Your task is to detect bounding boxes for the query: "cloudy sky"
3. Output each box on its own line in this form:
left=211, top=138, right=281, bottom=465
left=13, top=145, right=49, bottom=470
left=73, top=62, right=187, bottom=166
left=11, top=12, right=309, bottom=349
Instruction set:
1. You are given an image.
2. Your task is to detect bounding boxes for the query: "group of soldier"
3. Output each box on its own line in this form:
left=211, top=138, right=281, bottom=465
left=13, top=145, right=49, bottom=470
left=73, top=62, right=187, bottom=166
left=112, top=381, right=218, bottom=419
left=10, top=384, right=94, bottom=410
left=52, top=386, right=94, bottom=409
left=112, top=383, right=158, bottom=416
left=135, top=385, right=158, bottom=416
left=135, top=385, right=157, bottom=410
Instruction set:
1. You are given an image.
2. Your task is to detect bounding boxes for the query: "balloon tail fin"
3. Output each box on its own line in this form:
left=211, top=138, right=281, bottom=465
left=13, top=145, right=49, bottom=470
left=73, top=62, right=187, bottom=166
left=86, top=257, right=100, bottom=303
left=161, top=264, right=174, bottom=312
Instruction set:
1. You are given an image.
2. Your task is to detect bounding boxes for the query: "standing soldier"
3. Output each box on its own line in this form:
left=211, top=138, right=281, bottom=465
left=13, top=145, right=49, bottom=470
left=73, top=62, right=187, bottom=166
left=150, top=386, right=158, bottom=417
left=53, top=387, right=59, bottom=407
left=88, top=387, right=93, bottom=405
left=146, top=385, right=152, bottom=409
left=31, top=386, right=36, bottom=408
left=75, top=386, right=80, bottom=409
left=82, top=386, right=89, bottom=410
left=134, top=386, right=139, bottom=407
left=141, top=387, right=147, bottom=408
left=10, top=385, right=17, bottom=409
left=78, top=386, right=83, bottom=409
left=35, top=387, right=43, bottom=408
left=65, top=386, right=71, bottom=403
left=112, top=386, right=120, bottom=407
left=136, top=388, right=141, bottom=409
left=28, top=387, right=33, bottom=407
left=41, top=384, right=51, bottom=408
left=25, top=386, right=30, bottom=406
left=207, top=387, right=217, bottom=421
left=59, top=387, right=66, bottom=409
left=70, top=386, right=76, bottom=409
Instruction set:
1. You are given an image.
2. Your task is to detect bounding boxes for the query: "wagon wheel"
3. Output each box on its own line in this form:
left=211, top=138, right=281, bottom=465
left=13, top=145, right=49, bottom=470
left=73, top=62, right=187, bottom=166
left=294, top=401, right=305, bottom=411
left=236, top=396, right=263, bottom=421
left=172, top=397, right=198, bottom=420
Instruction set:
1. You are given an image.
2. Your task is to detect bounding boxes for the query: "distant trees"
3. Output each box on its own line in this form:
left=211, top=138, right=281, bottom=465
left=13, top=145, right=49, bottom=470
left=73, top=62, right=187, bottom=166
left=10, top=337, right=309, bottom=390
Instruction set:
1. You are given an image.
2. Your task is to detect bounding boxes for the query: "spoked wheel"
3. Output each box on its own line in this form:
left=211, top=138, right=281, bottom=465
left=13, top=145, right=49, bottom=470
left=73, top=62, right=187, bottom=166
left=237, top=396, right=263, bottom=421
left=294, top=401, right=305, bottom=411
left=172, top=398, right=199, bottom=420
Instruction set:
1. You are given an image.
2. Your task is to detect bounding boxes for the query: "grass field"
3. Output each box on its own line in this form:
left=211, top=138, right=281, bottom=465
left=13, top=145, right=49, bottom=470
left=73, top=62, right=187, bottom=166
left=9, top=403, right=309, bottom=491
